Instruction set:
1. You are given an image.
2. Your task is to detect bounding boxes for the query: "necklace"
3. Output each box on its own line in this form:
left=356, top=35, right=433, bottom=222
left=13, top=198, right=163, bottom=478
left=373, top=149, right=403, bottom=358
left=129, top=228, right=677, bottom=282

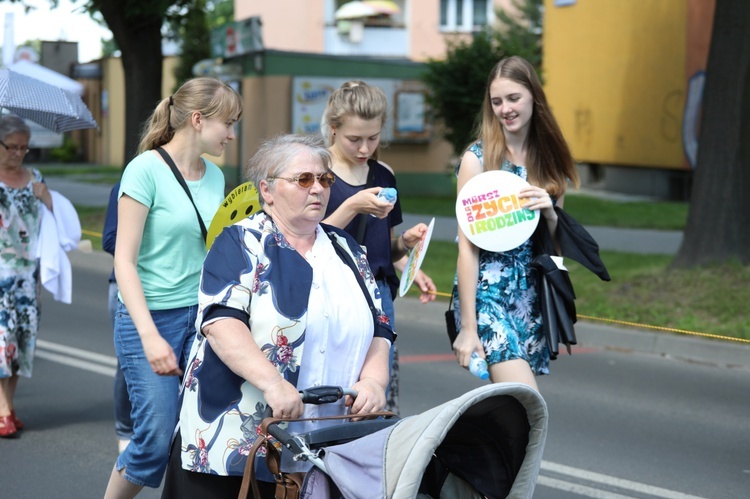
left=192, top=170, right=203, bottom=195
left=164, top=144, right=204, bottom=181
left=164, top=144, right=205, bottom=195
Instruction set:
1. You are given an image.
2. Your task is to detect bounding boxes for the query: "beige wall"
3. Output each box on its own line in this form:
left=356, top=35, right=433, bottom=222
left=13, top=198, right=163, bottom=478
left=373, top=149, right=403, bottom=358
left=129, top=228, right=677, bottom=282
left=235, top=0, right=516, bottom=62
left=408, top=0, right=448, bottom=61
left=240, top=75, right=294, bottom=173
left=100, top=57, right=125, bottom=167
left=236, top=0, right=326, bottom=53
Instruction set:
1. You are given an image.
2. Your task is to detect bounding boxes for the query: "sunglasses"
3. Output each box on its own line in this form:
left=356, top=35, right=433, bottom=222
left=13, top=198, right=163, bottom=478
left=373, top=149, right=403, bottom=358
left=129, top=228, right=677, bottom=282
left=267, top=171, right=336, bottom=188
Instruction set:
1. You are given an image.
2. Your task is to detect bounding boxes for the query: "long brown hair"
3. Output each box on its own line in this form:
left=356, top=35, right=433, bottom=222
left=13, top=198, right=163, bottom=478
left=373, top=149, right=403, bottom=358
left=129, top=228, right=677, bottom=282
left=138, top=77, right=243, bottom=154
left=474, top=56, right=578, bottom=198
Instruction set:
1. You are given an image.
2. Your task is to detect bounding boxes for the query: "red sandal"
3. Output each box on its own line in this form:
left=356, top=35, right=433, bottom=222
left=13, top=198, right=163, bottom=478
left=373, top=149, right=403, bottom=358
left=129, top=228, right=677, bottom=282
left=0, top=415, right=17, bottom=437
left=11, top=410, right=23, bottom=430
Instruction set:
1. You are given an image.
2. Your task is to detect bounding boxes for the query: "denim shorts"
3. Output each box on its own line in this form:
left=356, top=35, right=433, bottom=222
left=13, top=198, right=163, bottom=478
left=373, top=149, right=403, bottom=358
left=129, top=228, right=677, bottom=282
left=114, top=300, right=198, bottom=488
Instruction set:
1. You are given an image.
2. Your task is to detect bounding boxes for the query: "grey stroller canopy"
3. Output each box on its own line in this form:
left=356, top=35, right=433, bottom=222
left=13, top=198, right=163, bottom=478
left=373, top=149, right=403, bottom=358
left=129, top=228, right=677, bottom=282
left=297, top=383, right=548, bottom=499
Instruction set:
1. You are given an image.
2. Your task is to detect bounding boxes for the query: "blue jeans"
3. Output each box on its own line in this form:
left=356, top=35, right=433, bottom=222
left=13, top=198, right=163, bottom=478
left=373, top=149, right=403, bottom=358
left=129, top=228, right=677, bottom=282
left=109, top=283, right=132, bottom=440
left=114, top=300, right=198, bottom=488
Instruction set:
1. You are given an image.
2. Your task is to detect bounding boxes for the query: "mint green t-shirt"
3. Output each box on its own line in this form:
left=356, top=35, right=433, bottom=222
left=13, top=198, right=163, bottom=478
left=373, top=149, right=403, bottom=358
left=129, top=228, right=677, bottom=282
left=119, top=150, right=224, bottom=310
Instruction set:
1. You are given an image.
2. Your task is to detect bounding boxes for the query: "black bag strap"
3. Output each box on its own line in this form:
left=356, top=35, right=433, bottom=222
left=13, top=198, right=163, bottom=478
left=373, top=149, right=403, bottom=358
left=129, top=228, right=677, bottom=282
left=325, top=230, right=394, bottom=343
left=354, top=161, right=377, bottom=245
left=156, top=146, right=207, bottom=241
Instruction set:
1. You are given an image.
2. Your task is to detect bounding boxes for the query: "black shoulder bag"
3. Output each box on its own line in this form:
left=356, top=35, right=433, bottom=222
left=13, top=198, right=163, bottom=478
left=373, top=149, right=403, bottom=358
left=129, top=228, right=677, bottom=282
left=156, top=146, right=207, bottom=242
left=445, top=286, right=458, bottom=347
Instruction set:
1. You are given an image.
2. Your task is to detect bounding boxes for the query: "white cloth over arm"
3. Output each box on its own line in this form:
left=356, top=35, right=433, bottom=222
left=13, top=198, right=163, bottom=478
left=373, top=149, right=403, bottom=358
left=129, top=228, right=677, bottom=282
left=35, top=191, right=81, bottom=303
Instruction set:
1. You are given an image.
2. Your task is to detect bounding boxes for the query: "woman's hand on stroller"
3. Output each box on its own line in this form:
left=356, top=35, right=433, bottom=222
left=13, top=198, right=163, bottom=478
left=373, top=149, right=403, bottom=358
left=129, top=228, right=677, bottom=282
left=347, top=378, right=386, bottom=420
left=263, top=378, right=304, bottom=419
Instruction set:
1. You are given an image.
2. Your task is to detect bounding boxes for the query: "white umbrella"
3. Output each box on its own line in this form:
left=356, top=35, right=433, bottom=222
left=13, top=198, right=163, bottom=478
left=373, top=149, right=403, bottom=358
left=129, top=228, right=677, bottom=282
left=0, top=68, right=98, bottom=133
left=334, top=1, right=377, bottom=20
left=9, top=60, right=85, bottom=96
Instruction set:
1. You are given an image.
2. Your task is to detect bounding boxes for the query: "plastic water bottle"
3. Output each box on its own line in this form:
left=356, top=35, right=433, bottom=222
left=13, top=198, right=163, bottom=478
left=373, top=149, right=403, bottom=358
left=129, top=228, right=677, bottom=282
left=469, top=352, right=489, bottom=380
left=371, top=188, right=397, bottom=217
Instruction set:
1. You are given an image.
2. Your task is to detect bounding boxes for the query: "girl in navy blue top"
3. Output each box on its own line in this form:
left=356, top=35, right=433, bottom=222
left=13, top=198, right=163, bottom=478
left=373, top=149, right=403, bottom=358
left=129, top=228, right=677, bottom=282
left=321, top=81, right=436, bottom=414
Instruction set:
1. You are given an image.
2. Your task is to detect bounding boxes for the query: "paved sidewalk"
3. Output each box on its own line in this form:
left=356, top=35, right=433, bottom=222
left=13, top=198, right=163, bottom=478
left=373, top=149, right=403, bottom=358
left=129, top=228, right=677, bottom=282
left=45, top=177, right=114, bottom=207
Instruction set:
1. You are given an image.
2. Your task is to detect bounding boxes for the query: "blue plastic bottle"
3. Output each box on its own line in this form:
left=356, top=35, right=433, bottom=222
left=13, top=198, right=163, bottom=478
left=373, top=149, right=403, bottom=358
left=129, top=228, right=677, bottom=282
left=469, top=352, right=489, bottom=380
left=372, top=188, right=397, bottom=217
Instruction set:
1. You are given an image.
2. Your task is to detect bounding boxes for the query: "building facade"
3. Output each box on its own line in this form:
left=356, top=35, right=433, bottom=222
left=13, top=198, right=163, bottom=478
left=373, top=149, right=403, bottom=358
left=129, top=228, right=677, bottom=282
left=235, top=0, right=515, bottom=61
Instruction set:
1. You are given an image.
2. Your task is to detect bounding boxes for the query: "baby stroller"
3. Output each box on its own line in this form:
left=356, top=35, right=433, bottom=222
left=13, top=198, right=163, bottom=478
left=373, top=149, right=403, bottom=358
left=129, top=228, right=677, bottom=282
left=246, top=383, right=548, bottom=499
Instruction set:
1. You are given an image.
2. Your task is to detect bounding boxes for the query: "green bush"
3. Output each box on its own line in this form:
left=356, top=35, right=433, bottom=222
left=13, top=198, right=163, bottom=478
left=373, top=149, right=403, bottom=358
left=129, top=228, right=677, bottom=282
left=49, top=137, right=82, bottom=163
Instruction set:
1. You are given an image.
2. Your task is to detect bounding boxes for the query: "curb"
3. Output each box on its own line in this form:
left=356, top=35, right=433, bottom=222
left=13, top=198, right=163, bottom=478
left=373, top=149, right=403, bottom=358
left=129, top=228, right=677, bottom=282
left=574, top=322, right=750, bottom=371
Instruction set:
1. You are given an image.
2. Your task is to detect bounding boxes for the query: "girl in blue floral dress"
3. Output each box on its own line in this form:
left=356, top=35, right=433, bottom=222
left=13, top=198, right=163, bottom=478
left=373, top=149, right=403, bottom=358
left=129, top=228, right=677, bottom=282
left=452, top=56, right=580, bottom=389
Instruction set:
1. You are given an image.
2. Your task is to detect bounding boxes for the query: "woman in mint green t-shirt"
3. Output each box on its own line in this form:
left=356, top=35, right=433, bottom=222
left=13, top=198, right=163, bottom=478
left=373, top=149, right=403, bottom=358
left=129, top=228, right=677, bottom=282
left=104, top=77, right=242, bottom=498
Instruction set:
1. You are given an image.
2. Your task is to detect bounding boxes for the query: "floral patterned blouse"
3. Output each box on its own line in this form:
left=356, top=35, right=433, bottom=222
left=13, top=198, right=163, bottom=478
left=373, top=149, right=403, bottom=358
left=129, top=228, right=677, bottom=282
left=177, top=211, right=393, bottom=479
left=0, top=168, right=43, bottom=276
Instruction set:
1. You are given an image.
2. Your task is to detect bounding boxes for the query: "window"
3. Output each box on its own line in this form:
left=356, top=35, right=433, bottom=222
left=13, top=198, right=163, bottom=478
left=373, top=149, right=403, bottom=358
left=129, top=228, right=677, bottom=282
left=440, top=0, right=492, bottom=32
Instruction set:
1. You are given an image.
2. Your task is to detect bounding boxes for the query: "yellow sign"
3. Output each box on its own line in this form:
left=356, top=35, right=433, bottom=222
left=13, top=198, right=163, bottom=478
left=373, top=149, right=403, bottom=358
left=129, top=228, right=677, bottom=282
left=206, top=182, right=260, bottom=249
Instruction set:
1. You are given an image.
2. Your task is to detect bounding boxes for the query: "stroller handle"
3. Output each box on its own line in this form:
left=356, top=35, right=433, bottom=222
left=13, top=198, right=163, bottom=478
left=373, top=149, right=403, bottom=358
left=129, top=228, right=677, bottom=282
left=300, top=385, right=357, bottom=404
left=261, top=385, right=357, bottom=420
left=263, top=385, right=355, bottom=470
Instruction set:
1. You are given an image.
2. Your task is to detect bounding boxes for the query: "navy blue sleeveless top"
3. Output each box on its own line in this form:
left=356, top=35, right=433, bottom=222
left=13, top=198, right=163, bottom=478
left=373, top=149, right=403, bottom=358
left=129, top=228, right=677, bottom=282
left=325, top=160, right=403, bottom=294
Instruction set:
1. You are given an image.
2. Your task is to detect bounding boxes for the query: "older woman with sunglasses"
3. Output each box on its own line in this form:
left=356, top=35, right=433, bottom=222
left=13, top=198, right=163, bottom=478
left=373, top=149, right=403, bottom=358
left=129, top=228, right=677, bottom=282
left=162, top=134, right=393, bottom=498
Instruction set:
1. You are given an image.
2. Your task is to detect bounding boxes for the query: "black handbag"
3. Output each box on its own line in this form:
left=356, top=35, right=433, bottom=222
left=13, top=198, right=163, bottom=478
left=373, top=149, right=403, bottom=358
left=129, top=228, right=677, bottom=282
left=445, top=287, right=458, bottom=347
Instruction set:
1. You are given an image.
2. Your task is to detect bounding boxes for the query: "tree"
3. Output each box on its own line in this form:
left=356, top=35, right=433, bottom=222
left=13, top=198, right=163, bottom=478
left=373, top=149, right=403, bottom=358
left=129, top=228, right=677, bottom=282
left=673, top=0, right=750, bottom=266
left=421, top=0, right=543, bottom=157
left=93, top=0, right=181, bottom=164
left=422, top=31, right=508, bottom=157
left=169, top=0, right=234, bottom=91
left=169, top=0, right=210, bottom=89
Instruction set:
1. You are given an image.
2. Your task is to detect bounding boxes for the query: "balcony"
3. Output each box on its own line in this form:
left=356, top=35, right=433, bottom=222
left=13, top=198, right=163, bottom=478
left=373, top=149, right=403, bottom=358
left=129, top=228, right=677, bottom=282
left=324, top=25, right=409, bottom=57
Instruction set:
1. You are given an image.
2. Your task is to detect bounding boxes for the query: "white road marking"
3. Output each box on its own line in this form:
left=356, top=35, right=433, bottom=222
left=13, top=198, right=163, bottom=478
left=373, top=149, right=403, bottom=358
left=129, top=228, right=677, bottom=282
left=35, top=349, right=116, bottom=377
left=541, top=462, right=707, bottom=499
left=37, top=339, right=117, bottom=366
left=537, top=475, right=637, bottom=498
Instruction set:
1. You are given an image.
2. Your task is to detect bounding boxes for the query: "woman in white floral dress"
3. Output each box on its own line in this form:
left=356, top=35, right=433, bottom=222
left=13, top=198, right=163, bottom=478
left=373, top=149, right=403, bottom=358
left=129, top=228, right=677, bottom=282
left=0, top=115, right=53, bottom=438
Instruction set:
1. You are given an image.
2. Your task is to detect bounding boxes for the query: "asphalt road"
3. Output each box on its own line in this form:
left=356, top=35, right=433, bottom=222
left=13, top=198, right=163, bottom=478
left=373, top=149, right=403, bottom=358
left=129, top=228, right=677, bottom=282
left=1, top=250, right=748, bottom=498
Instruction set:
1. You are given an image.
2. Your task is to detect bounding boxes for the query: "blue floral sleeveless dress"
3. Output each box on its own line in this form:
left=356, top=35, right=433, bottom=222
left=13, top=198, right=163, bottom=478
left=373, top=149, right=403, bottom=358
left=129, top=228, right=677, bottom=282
left=452, top=143, right=549, bottom=375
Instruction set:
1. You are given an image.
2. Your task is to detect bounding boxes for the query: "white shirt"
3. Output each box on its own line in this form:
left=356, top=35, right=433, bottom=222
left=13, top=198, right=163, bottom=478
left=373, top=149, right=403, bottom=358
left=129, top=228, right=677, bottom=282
left=284, top=226, right=374, bottom=471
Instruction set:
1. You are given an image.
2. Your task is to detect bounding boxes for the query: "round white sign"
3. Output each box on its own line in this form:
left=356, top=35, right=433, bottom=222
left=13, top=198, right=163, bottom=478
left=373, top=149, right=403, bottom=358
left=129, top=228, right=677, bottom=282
left=455, top=171, right=540, bottom=252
